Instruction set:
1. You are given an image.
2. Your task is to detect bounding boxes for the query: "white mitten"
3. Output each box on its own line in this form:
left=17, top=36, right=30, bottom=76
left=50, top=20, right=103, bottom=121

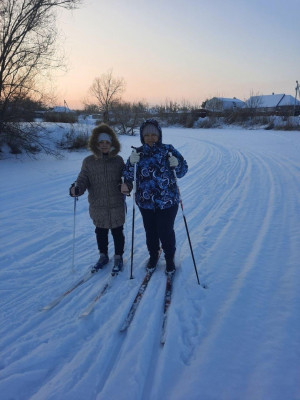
left=169, top=155, right=178, bottom=168
left=130, top=150, right=140, bottom=164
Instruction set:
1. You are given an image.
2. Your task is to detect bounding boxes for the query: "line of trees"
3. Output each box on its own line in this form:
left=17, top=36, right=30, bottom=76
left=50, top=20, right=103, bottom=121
left=0, top=0, right=80, bottom=155
left=83, top=69, right=204, bottom=134
left=2, top=2, right=299, bottom=156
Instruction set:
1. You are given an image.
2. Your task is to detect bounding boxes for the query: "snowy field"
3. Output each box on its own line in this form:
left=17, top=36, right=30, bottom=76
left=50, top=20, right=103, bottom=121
left=0, top=127, right=300, bottom=400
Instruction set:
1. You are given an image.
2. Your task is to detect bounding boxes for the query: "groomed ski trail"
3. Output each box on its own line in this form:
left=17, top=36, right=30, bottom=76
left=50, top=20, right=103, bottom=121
left=0, top=129, right=299, bottom=400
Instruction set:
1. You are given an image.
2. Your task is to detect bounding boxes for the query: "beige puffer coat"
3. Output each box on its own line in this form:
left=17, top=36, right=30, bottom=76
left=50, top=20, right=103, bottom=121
left=75, top=124, right=125, bottom=229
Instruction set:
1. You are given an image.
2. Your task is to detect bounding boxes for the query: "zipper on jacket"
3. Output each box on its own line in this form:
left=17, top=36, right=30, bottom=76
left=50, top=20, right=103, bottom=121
left=104, top=157, right=112, bottom=228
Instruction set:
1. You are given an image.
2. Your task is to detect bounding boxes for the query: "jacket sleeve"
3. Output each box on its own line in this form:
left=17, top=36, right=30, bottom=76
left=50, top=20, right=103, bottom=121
left=75, top=158, right=90, bottom=195
left=168, top=145, right=188, bottom=178
left=122, top=157, right=135, bottom=185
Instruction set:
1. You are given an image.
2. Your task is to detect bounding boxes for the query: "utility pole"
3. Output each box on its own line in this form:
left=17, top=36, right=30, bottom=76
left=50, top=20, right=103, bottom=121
left=294, top=80, right=299, bottom=116
left=64, top=99, right=69, bottom=112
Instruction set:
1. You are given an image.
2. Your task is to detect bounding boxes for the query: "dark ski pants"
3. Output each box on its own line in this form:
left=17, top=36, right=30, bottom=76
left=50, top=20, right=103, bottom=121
left=139, top=204, right=178, bottom=261
left=95, top=226, right=124, bottom=256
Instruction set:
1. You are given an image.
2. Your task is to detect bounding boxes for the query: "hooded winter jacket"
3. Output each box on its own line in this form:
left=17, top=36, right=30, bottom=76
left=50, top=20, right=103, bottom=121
left=75, top=124, right=125, bottom=229
left=123, top=127, right=188, bottom=210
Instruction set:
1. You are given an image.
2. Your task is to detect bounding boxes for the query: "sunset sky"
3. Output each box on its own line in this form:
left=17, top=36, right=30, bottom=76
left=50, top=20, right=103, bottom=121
left=55, top=0, right=300, bottom=109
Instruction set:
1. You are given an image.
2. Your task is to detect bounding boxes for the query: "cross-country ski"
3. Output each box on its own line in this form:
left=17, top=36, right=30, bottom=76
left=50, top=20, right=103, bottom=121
left=40, top=269, right=96, bottom=311
left=161, top=272, right=175, bottom=345
left=120, top=269, right=155, bottom=332
left=79, top=274, right=116, bottom=318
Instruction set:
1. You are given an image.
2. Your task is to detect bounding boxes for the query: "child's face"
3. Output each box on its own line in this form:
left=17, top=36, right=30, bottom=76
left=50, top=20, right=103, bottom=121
left=143, top=134, right=158, bottom=147
left=97, top=140, right=111, bottom=154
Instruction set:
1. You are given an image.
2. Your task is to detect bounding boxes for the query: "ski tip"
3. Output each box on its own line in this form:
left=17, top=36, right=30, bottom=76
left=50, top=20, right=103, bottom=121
left=165, top=271, right=176, bottom=279
left=120, top=324, right=128, bottom=333
left=39, top=304, right=53, bottom=311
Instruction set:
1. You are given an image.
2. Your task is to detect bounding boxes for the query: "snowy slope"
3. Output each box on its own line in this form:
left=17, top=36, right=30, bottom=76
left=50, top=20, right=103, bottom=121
left=0, top=128, right=299, bottom=400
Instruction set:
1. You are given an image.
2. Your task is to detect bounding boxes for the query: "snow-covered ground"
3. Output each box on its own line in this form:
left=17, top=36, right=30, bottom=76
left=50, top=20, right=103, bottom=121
left=0, top=127, right=299, bottom=400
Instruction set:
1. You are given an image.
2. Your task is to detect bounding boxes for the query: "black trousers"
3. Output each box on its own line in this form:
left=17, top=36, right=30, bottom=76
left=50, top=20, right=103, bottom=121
left=139, top=204, right=178, bottom=261
left=95, top=226, right=124, bottom=256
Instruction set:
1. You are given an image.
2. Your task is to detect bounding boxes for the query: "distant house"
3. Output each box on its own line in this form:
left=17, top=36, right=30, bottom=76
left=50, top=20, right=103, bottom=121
left=245, top=93, right=300, bottom=112
left=51, top=106, right=74, bottom=113
left=205, top=97, right=245, bottom=112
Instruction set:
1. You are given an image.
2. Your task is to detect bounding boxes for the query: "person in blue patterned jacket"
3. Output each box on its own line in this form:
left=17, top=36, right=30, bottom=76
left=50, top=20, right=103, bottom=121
left=121, top=119, right=188, bottom=274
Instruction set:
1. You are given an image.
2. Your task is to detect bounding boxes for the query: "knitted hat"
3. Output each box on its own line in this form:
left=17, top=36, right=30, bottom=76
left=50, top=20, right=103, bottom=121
left=140, top=119, right=162, bottom=136
left=97, top=133, right=112, bottom=143
left=141, top=123, right=160, bottom=136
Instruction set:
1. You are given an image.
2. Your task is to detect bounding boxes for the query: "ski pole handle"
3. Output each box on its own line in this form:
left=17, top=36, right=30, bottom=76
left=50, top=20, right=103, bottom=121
left=71, top=181, right=79, bottom=200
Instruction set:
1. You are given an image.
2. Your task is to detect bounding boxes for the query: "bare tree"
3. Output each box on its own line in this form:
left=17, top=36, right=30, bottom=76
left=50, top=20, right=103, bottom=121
left=244, top=90, right=263, bottom=120
left=205, top=97, right=224, bottom=112
left=0, top=0, right=80, bottom=154
left=112, top=101, right=148, bottom=135
left=89, top=69, right=126, bottom=123
left=245, top=91, right=263, bottom=109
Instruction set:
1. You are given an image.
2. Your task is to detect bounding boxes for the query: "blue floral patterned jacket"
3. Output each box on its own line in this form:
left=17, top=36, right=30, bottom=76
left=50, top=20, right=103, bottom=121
left=123, top=141, right=188, bottom=210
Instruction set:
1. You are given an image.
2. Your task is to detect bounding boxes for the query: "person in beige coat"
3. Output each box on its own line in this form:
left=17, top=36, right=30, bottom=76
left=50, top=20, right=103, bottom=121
left=69, top=123, right=126, bottom=274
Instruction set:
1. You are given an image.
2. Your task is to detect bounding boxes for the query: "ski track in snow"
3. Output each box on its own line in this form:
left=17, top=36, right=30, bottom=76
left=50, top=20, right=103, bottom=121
left=0, top=128, right=299, bottom=400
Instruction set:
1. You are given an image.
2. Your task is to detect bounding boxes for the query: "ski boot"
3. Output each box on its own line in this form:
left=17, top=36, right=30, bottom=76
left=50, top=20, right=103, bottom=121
left=165, top=257, right=176, bottom=276
left=111, top=255, right=123, bottom=276
left=146, top=250, right=161, bottom=272
left=91, top=253, right=109, bottom=273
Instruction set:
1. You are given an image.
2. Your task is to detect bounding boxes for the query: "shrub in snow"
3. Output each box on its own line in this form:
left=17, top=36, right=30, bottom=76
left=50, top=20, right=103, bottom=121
left=44, top=112, right=78, bottom=123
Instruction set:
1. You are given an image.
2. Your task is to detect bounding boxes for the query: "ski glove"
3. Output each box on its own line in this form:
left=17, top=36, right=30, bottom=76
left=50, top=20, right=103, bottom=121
left=69, top=183, right=79, bottom=197
left=130, top=150, right=140, bottom=165
left=169, top=155, right=179, bottom=168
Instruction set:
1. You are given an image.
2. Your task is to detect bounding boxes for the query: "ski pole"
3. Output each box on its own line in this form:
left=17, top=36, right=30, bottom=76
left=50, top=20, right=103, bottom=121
left=169, top=154, right=201, bottom=286
left=130, top=148, right=138, bottom=279
left=121, top=176, right=128, bottom=252
left=72, top=182, right=78, bottom=273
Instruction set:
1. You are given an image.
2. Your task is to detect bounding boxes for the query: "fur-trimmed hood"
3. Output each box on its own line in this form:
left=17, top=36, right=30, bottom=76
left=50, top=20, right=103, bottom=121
left=89, top=124, right=121, bottom=158
left=139, top=119, right=162, bottom=144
